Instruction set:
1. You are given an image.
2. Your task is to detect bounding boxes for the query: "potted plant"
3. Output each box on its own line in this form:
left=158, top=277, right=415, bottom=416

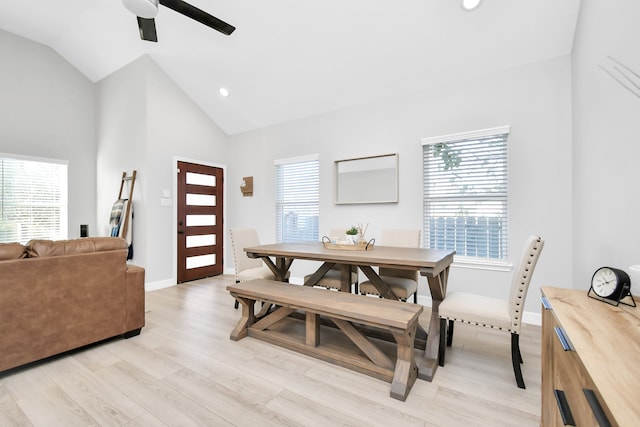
left=346, top=224, right=369, bottom=244
left=346, top=226, right=359, bottom=244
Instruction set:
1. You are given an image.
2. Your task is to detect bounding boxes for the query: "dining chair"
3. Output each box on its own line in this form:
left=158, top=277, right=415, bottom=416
left=437, top=234, right=544, bottom=389
left=359, top=229, right=421, bottom=302
left=229, top=227, right=288, bottom=309
left=304, top=228, right=359, bottom=293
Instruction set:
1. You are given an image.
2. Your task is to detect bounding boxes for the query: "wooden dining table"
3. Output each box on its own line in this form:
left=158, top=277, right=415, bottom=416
left=244, top=241, right=455, bottom=381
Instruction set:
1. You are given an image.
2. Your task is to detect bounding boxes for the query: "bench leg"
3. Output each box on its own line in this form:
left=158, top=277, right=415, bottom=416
left=230, top=296, right=256, bottom=341
left=391, top=328, right=418, bottom=401
left=306, top=312, right=321, bottom=346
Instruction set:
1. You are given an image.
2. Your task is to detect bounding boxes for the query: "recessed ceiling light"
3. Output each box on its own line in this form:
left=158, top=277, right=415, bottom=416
left=461, top=0, right=482, bottom=11
left=219, top=87, right=230, bottom=97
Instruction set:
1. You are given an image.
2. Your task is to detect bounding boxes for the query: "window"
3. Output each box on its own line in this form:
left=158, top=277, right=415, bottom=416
left=0, top=154, right=68, bottom=244
left=422, top=126, right=509, bottom=261
left=275, top=155, right=319, bottom=243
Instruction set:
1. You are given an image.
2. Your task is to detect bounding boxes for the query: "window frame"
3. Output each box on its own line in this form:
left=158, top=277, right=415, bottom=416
left=274, top=154, right=320, bottom=243
left=0, top=153, right=69, bottom=244
left=421, top=126, right=511, bottom=270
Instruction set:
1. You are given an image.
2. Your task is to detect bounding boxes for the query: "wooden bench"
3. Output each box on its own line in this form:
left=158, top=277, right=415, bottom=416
left=227, top=279, right=423, bottom=401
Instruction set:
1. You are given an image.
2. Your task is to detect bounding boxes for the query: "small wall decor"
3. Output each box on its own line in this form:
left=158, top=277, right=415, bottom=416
left=240, top=176, right=253, bottom=196
left=335, top=153, right=398, bottom=204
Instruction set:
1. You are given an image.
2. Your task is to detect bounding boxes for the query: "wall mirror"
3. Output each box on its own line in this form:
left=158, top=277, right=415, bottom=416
left=335, top=153, right=398, bottom=204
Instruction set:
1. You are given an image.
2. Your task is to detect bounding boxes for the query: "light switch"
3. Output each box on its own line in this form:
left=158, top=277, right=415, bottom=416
left=162, top=189, right=171, bottom=198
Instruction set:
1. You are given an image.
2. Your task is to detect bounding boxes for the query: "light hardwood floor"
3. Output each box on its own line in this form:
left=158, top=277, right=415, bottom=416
left=0, top=275, right=542, bottom=426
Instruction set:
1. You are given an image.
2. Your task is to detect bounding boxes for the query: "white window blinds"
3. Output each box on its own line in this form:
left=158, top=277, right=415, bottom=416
left=275, top=155, right=319, bottom=243
left=0, top=155, right=68, bottom=244
left=422, top=126, right=509, bottom=260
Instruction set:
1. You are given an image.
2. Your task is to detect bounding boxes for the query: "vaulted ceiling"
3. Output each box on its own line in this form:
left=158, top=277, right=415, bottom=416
left=0, top=0, right=581, bottom=135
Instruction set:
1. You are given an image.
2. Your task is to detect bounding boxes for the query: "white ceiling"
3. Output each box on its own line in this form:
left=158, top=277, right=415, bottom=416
left=0, top=0, right=581, bottom=135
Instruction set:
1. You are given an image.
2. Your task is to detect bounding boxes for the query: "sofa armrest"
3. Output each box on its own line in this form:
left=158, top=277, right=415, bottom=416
left=125, top=264, right=145, bottom=333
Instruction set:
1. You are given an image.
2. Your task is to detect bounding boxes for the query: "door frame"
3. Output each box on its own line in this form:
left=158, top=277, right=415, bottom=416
left=172, top=156, right=227, bottom=285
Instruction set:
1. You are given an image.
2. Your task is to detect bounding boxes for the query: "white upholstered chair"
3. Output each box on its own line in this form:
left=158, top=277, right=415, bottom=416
left=438, top=234, right=544, bottom=389
left=304, top=228, right=359, bottom=293
left=359, top=229, right=421, bottom=302
left=229, top=228, right=288, bottom=309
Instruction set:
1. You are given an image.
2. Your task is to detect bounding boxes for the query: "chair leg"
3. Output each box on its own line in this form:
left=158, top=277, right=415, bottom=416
left=446, top=320, right=454, bottom=346
left=413, top=292, right=417, bottom=304
left=511, top=333, right=526, bottom=389
left=233, top=280, right=240, bottom=309
left=517, top=338, right=523, bottom=363
left=438, top=318, right=447, bottom=366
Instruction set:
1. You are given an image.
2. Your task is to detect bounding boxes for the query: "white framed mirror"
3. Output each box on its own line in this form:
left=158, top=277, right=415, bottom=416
left=335, top=153, right=398, bottom=204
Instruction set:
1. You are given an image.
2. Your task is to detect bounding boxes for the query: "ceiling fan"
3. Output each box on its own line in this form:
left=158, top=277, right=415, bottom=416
left=122, top=0, right=235, bottom=43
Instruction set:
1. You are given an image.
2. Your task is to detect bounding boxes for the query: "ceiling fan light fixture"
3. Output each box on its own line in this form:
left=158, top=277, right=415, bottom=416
left=122, top=0, right=159, bottom=19
left=461, top=0, right=482, bottom=11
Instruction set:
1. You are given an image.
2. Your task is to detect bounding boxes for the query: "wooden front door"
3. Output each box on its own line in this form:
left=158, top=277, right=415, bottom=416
left=177, top=161, right=224, bottom=283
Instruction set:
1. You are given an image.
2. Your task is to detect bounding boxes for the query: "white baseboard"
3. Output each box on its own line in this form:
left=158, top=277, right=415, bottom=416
left=145, top=278, right=176, bottom=292
left=522, top=311, right=541, bottom=326
left=288, top=276, right=305, bottom=285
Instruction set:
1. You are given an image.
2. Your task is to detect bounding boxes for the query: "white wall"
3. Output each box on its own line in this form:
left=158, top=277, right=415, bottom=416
left=146, top=58, right=229, bottom=286
left=95, top=55, right=148, bottom=273
left=10, top=0, right=640, bottom=317
left=227, top=56, right=573, bottom=316
left=1, top=30, right=229, bottom=288
left=572, top=0, right=640, bottom=288
left=96, top=56, right=228, bottom=286
left=0, top=30, right=97, bottom=239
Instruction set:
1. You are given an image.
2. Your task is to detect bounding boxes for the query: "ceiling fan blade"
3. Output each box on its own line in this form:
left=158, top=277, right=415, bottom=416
left=159, top=0, right=236, bottom=36
left=137, top=17, right=158, bottom=42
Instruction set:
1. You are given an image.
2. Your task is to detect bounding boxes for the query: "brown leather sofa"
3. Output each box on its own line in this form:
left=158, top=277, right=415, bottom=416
left=0, top=237, right=145, bottom=372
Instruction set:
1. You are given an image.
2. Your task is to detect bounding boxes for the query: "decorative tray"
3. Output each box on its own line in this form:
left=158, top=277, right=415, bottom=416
left=321, top=236, right=375, bottom=251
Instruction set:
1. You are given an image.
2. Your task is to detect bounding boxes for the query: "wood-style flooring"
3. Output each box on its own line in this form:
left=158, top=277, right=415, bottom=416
left=0, top=275, right=542, bottom=426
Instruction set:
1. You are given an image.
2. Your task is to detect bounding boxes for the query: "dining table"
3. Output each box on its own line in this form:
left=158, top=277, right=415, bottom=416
left=244, top=240, right=455, bottom=381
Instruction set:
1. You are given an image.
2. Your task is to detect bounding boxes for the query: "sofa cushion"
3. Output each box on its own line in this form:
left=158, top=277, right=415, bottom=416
left=26, top=237, right=128, bottom=258
left=0, top=242, right=27, bottom=260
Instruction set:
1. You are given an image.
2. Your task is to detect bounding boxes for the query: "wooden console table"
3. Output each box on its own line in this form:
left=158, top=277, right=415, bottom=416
left=541, top=286, right=640, bottom=426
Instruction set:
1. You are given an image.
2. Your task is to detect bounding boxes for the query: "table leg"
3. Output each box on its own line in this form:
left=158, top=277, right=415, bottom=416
left=340, top=264, right=352, bottom=293
left=359, top=265, right=428, bottom=343
left=252, top=255, right=293, bottom=282
left=359, top=265, right=397, bottom=300
left=418, top=266, right=449, bottom=381
left=418, top=298, right=441, bottom=380
left=303, top=262, right=335, bottom=287
left=275, top=256, right=293, bottom=281
left=248, top=255, right=292, bottom=317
